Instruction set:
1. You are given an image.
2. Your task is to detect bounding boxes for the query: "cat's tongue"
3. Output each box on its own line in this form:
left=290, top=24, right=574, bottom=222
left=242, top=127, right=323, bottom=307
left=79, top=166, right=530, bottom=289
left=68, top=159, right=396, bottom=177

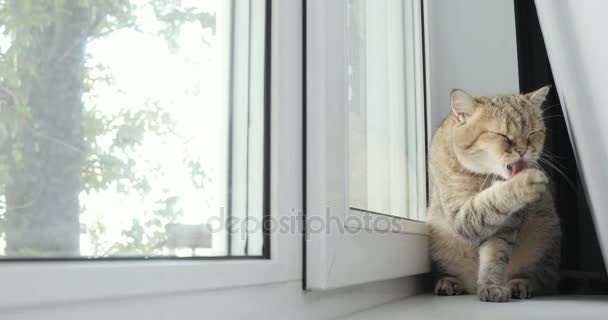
left=509, top=160, right=527, bottom=177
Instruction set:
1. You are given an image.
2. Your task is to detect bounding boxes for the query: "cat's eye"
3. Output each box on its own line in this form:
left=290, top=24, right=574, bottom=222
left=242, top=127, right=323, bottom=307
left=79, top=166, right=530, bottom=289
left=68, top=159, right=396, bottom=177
left=488, top=131, right=512, bottom=144
left=528, top=130, right=545, bottom=138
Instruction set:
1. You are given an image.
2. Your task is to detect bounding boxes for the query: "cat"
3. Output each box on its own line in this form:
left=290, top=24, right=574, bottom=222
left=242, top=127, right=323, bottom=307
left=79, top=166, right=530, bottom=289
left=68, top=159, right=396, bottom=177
left=427, top=86, right=561, bottom=302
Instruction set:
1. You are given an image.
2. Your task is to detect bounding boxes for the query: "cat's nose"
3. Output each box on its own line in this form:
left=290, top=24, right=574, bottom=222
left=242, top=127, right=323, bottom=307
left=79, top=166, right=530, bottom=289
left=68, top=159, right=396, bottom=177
left=515, top=148, right=527, bottom=157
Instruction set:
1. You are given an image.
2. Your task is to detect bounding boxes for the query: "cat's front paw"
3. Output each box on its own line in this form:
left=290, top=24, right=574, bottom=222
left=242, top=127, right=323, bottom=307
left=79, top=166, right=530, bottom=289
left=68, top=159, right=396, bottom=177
left=434, top=277, right=464, bottom=296
left=478, top=285, right=510, bottom=302
left=510, top=168, right=548, bottom=206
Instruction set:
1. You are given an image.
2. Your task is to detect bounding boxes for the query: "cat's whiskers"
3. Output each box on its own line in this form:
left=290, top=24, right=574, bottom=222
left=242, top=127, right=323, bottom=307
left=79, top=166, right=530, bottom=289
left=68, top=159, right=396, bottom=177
left=541, top=114, right=564, bottom=121
left=540, top=103, right=561, bottom=113
left=542, top=149, right=568, bottom=159
left=541, top=153, right=568, bottom=169
left=464, top=173, right=477, bottom=186
left=538, top=157, right=576, bottom=190
left=535, top=161, right=552, bottom=184
left=479, top=173, right=490, bottom=192
left=490, top=172, right=499, bottom=187
left=459, top=168, right=478, bottom=186
left=487, top=155, right=507, bottom=188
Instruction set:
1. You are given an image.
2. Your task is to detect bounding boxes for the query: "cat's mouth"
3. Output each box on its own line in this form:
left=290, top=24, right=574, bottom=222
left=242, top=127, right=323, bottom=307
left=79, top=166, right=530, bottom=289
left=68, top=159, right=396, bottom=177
left=506, top=159, right=527, bottom=177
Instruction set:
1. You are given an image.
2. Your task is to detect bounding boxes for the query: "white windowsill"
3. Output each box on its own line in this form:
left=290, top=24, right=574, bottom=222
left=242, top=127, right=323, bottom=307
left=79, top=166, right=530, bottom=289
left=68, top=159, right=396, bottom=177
left=341, top=294, right=608, bottom=320
left=0, top=258, right=289, bottom=309
left=346, top=209, right=428, bottom=235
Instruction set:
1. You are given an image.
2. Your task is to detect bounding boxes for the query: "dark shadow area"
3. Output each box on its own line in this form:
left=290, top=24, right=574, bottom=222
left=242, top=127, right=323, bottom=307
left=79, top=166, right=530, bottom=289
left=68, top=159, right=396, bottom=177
left=514, top=0, right=608, bottom=294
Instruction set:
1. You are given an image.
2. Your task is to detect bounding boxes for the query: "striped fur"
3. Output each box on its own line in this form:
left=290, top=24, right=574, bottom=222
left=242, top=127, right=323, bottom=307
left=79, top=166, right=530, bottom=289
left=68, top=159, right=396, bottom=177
left=428, top=87, right=561, bottom=302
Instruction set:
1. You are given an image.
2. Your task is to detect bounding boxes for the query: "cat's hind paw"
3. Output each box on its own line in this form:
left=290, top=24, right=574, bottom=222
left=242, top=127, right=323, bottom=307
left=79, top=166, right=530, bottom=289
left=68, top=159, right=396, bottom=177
left=434, top=277, right=464, bottom=296
left=507, top=278, right=535, bottom=299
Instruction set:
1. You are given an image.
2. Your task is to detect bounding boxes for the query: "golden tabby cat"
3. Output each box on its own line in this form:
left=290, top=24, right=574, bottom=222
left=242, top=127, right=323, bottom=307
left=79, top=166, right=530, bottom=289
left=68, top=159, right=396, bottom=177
left=428, top=86, right=561, bottom=302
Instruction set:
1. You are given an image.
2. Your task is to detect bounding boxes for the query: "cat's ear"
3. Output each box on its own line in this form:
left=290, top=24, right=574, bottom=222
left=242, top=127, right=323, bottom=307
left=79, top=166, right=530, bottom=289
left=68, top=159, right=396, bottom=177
left=451, top=89, right=475, bottom=121
left=525, top=85, right=551, bottom=105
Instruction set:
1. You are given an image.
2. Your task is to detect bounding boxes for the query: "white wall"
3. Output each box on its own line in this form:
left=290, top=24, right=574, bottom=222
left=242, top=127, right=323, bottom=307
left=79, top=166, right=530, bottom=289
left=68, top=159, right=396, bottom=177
left=425, top=0, right=519, bottom=135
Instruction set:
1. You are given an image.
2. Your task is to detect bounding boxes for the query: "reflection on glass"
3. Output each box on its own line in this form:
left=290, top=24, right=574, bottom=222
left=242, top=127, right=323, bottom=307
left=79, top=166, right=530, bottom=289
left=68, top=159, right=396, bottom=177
left=0, top=0, right=265, bottom=258
left=348, top=0, right=423, bottom=219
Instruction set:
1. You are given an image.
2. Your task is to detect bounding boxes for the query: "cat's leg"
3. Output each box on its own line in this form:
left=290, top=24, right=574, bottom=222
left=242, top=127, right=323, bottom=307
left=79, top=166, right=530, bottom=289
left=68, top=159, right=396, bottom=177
left=434, top=276, right=465, bottom=296
left=477, top=231, right=518, bottom=302
left=506, top=213, right=561, bottom=299
left=507, top=248, right=559, bottom=299
left=429, top=223, right=480, bottom=293
left=443, top=169, right=547, bottom=241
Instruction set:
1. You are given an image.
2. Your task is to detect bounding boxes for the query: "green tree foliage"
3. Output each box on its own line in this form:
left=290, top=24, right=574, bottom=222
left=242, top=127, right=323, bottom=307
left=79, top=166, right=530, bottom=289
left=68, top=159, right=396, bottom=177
left=0, top=0, right=215, bottom=257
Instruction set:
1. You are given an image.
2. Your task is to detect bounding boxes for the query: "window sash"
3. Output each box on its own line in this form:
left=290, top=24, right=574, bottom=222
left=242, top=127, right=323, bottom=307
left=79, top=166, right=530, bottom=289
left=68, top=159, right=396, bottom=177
left=0, top=0, right=266, bottom=260
left=347, top=0, right=426, bottom=220
left=229, top=0, right=267, bottom=257
left=305, top=0, right=429, bottom=290
left=0, top=0, right=303, bottom=308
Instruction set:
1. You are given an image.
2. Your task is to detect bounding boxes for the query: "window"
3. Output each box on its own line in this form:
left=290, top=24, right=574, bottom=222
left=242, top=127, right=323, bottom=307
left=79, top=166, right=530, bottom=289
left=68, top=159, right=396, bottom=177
left=306, top=0, right=428, bottom=290
left=348, top=0, right=426, bottom=220
left=0, top=0, right=304, bottom=309
left=0, top=0, right=266, bottom=259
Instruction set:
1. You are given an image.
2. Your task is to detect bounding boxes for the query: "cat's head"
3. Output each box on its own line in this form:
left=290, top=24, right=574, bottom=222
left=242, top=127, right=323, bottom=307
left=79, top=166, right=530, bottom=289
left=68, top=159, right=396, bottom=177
left=450, top=86, right=551, bottom=180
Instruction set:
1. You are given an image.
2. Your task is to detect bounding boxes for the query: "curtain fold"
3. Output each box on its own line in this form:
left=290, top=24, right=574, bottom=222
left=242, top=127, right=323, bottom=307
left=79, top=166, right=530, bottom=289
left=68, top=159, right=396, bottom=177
left=535, top=0, right=608, bottom=266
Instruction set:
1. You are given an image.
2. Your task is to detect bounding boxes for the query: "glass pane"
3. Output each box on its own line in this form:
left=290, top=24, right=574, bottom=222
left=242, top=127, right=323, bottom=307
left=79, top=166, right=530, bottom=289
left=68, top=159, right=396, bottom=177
left=348, top=0, right=423, bottom=219
left=0, top=0, right=266, bottom=258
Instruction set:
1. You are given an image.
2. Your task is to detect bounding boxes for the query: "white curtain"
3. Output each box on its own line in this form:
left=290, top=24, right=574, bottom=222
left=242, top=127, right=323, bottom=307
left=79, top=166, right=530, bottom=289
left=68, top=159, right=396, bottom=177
left=536, top=0, right=608, bottom=265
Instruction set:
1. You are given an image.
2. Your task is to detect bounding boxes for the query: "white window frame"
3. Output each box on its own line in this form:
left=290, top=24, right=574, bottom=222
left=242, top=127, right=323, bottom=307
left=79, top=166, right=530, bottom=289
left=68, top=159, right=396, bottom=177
left=305, top=0, right=430, bottom=290
left=0, top=0, right=303, bottom=308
